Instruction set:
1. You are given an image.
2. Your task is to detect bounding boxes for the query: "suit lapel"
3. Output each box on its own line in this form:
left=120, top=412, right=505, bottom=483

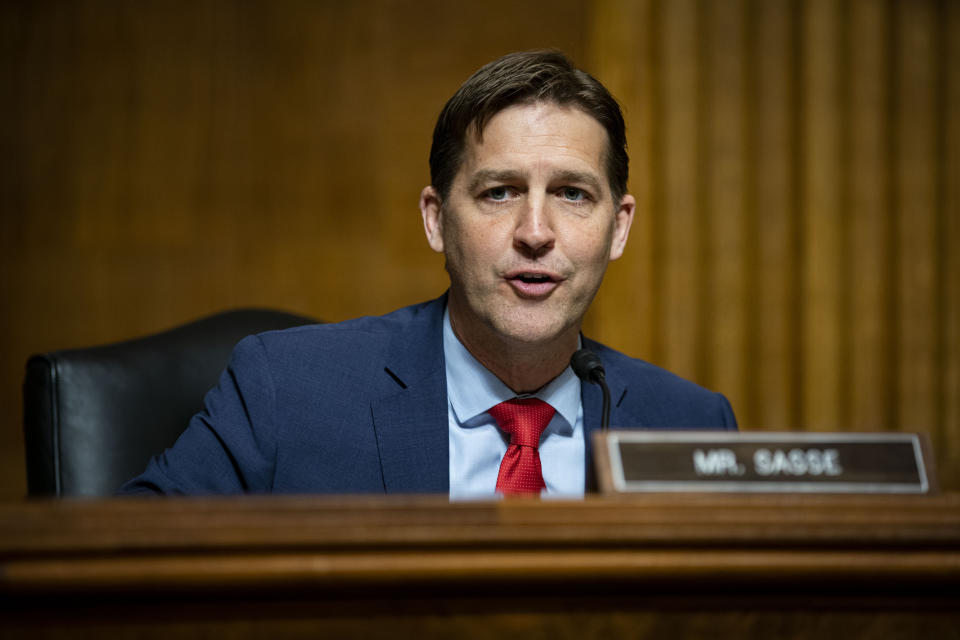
left=370, top=296, right=450, bottom=494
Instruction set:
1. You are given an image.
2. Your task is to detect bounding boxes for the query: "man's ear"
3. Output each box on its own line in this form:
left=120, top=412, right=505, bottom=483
left=420, top=185, right=445, bottom=253
left=608, top=193, right=635, bottom=261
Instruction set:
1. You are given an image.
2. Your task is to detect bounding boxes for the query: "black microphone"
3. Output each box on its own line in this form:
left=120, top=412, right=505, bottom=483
left=570, top=348, right=610, bottom=430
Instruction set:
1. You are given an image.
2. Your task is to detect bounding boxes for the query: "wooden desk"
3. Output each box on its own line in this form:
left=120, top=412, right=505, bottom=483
left=1, top=494, right=958, bottom=638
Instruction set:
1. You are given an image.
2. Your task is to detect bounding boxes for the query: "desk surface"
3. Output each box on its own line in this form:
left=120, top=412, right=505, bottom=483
left=2, top=493, right=959, bottom=590
left=2, top=494, right=959, bottom=638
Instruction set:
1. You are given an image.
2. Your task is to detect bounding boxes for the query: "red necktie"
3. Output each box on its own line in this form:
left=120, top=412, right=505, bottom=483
left=488, top=398, right=555, bottom=495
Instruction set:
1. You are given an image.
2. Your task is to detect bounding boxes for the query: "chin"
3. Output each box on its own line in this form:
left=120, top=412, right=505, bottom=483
left=490, top=314, right=575, bottom=348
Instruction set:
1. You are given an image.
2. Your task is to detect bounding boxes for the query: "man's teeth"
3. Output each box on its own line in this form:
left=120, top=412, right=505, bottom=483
left=518, top=274, right=550, bottom=283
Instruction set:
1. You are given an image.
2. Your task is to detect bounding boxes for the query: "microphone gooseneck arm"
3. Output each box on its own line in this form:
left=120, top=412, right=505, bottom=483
left=596, top=368, right=610, bottom=431
left=570, top=349, right=611, bottom=431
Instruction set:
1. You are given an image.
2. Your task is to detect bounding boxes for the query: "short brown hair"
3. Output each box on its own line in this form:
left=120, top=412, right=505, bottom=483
left=428, top=50, right=629, bottom=203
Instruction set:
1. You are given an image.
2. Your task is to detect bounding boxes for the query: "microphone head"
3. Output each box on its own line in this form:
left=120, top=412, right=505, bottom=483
left=570, top=348, right=605, bottom=383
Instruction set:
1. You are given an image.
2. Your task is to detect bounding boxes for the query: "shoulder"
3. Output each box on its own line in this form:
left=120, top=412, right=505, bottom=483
left=245, top=297, right=443, bottom=357
left=584, top=339, right=707, bottom=396
left=583, top=337, right=737, bottom=429
left=227, top=296, right=445, bottom=388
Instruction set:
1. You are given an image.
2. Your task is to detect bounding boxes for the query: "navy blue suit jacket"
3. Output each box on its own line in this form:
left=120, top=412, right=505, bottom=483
left=120, top=295, right=736, bottom=495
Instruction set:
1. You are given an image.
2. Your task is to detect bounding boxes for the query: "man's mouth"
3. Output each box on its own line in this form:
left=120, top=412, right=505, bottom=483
left=505, top=271, right=561, bottom=297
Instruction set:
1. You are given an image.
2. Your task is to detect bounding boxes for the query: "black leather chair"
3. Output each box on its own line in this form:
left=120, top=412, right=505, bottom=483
left=23, top=309, right=317, bottom=497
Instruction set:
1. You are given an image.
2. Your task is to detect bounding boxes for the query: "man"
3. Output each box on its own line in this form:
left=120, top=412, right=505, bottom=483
left=121, top=51, right=736, bottom=498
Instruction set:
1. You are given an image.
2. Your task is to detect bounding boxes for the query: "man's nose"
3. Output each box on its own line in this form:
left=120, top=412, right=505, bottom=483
left=513, top=195, right=555, bottom=257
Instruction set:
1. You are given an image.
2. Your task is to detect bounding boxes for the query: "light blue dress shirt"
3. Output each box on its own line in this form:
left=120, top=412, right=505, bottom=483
left=443, top=307, right=585, bottom=500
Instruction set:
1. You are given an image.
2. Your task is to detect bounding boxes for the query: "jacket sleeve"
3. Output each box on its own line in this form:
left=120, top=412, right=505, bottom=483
left=117, top=335, right=279, bottom=495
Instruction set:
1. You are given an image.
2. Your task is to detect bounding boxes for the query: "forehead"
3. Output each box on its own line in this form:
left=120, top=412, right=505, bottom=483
left=459, top=103, right=609, bottom=186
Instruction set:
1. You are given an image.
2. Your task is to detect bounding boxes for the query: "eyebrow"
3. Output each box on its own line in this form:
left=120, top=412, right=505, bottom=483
left=553, top=170, right=603, bottom=195
left=466, top=169, right=524, bottom=194
left=466, top=168, right=605, bottom=195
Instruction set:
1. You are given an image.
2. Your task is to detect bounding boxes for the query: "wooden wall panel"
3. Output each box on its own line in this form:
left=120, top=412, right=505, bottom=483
left=703, top=0, right=747, bottom=403
left=749, top=0, right=800, bottom=431
left=847, top=0, right=891, bottom=432
left=659, top=0, right=701, bottom=382
left=945, top=1, right=960, bottom=492
left=589, top=0, right=958, bottom=487
left=3, top=0, right=958, bottom=497
left=801, top=0, right=844, bottom=430
left=895, top=1, right=939, bottom=439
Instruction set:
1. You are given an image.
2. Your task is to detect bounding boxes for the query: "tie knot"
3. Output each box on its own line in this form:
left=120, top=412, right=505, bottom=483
left=488, top=398, right=555, bottom=448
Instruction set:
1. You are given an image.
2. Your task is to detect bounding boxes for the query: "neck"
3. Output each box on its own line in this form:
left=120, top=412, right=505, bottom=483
left=448, top=302, right=578, bottom=394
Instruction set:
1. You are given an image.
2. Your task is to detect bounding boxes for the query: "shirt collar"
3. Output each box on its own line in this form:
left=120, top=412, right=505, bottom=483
left=443, top=305, right=580, bottom=435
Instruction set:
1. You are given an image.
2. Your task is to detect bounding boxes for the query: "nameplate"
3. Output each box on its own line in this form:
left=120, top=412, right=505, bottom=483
left=594, top=431, right=935, bottom=494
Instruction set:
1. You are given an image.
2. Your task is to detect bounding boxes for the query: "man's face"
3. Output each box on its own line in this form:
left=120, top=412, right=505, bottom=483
left=421, top=102, right=634, bottom=352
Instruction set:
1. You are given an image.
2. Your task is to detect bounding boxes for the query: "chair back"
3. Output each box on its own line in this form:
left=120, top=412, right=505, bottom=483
left=23, top=309, right=317, bottom=497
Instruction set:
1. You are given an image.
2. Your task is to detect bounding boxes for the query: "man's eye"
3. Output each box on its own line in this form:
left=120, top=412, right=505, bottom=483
left=561, top=187, right=585, bottom=202
left=486, top=187, right=510, bottom=201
